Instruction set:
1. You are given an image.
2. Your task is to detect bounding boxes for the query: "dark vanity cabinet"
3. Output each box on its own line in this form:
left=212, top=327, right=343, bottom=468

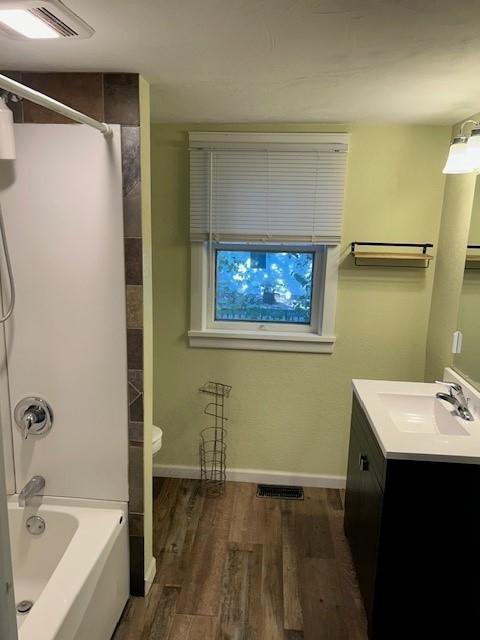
left=344, top=395, right=480, bottom=639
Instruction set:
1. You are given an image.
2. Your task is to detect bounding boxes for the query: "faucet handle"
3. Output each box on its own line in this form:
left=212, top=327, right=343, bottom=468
left=435, top=381, right=462, bottom=394
left=23, top=413, right=34, bottom=440
left=14, top=397, right=53, bottom=440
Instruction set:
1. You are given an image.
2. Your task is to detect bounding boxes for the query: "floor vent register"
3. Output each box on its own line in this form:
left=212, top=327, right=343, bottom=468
left=256, top=484, right=304, bottom=500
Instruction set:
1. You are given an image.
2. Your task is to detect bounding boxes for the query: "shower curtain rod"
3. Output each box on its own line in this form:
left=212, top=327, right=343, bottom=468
left=0, top=74, right=112, bottom=137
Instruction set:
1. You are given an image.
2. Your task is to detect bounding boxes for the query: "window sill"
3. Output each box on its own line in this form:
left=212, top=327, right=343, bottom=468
left=188, top=329, right=336, bottom=353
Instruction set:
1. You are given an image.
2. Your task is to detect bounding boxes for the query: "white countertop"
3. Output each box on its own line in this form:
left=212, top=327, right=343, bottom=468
left=352, top=377, right=480, bottom=464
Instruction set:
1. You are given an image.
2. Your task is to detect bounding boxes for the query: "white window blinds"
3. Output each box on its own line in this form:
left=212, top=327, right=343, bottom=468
left=189, top=132, right=349, bottom=244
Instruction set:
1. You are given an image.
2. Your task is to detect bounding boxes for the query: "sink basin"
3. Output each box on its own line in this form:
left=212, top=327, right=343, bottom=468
left=378, top=393, right=470, bottom=436
left=353, top=376, right=480, bottom=463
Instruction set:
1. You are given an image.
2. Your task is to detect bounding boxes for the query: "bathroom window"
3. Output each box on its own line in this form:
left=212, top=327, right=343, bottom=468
left=188, top=132, right=349, bottom=353
left=214, top=248, right=316, bottom=325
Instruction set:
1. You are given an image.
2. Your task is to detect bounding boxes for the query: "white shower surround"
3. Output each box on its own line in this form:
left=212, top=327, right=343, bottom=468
left=0, top=123, right=128, bottom=501
left=0, top=123, right=130, bottom=638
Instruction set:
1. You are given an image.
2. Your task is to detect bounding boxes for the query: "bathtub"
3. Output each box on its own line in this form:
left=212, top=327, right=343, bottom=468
left=7, top=495, right=129, bottom=640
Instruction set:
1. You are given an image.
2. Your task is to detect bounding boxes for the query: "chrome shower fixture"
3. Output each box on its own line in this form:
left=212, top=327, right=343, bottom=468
left=0, top=93, right=15, bottom=159
left=0, top=203, right=15, bottom=322
left=14, top=397, right=54, bottom=439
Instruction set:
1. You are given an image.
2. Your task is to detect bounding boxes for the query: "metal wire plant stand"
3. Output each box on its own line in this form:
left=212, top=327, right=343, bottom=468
left=199, top=381, right=232, bottom=497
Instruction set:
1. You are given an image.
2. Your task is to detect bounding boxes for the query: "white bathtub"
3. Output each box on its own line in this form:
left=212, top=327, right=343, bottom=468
left=7, top=495, right=129, bottom=640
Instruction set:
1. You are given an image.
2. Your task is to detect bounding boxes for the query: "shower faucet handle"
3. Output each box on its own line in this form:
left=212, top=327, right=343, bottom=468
left=23, top=406, right=46, bottom=439
left=14, top=397, right=53, bottom=440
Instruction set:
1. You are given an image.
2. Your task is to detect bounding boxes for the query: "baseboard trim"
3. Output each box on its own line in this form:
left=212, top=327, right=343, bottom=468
left=144, top=556, right=157, bottom=596
left=153, top=464, right=346, bottom=489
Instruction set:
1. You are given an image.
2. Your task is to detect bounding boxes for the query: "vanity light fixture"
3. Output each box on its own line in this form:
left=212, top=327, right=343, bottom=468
left=442, top=136, right=471, bottom=174
left=443, top=119, right=480, bottom=174
left=466, top=126, right=480, bottom=171
left=0, top=0, right=94, bottom=40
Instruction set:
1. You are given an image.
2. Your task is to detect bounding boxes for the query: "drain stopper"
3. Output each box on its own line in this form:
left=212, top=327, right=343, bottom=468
left=26, top=515, right=46, bottom=535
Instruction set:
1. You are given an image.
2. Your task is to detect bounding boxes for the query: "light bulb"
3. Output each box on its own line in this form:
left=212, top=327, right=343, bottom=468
left=0, top=10, right=59, bottom=39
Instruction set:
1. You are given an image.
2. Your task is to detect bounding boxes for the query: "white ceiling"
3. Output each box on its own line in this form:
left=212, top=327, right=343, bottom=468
left=1, top=0, right=480, bottom=124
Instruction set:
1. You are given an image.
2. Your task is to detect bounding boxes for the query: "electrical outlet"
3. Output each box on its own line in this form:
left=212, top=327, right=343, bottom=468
left=452, top=330, right=463, bottom=354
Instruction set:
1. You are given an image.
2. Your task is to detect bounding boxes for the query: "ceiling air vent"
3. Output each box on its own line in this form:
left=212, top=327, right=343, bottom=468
left=0, top=0, right=94, bottom=40
left=29, top=7, right=78, bottom=37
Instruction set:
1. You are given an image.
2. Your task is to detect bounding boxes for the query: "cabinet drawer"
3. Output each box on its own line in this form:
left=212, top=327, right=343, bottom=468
left=352, top=395, right=386, bottom=490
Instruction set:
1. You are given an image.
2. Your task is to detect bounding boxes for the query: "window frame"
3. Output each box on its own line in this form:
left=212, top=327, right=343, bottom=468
left=189, top=242, right=340, bottom=354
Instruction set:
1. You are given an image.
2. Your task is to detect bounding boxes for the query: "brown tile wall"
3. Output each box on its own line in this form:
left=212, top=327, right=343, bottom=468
left=3, top=71, right=146, bottom=596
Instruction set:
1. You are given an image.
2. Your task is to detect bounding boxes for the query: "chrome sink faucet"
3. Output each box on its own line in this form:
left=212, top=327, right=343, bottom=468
left=18, top=475, right=45, bottom=507
left=435, top=382, right=474, bottom=422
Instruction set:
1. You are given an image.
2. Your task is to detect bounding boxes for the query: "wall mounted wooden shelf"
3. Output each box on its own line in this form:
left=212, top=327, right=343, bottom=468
left=465, top=245, right=480, bottom=269
left=351, top=242, right=434, bottom=268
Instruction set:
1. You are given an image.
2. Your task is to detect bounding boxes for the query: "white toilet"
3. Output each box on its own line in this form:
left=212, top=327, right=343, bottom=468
left=152, top=425, right=163, bottom=455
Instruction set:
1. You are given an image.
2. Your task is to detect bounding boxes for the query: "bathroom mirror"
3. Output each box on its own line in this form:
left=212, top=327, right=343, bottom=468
left=453, top=177, right=480, bottom=388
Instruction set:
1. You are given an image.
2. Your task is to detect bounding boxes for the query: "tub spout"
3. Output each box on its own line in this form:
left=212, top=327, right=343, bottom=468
left=19, top=475, right=45, bottom=507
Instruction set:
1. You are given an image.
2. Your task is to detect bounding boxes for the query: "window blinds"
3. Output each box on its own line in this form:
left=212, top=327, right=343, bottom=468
left=189, top=133, right=349, bottom=244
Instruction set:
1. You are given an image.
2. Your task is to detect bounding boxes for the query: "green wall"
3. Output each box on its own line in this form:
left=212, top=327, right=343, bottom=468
left=152, top=123, right=450, bottom=477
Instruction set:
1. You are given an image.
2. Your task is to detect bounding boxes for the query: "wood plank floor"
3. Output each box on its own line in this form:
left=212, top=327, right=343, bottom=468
left=113, top=478, right=368, bottom=640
